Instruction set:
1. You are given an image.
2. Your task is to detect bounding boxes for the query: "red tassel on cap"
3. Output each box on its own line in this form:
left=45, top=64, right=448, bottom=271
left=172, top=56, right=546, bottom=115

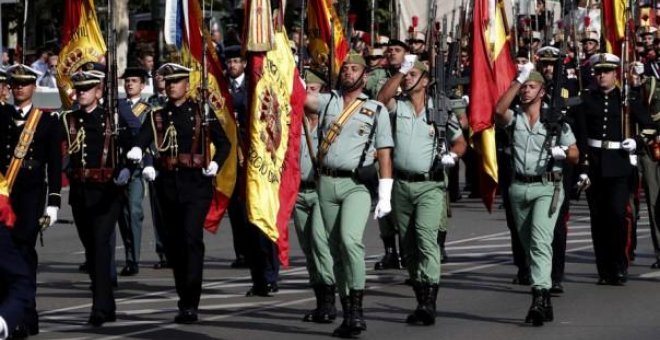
left=412, top=16, right=419, bottom=28
left=584, top=16, right=591, bottom=28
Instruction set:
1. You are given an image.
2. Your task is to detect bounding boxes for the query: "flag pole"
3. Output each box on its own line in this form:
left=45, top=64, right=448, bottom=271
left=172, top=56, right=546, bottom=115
left=22, top=0, right=28, bottom=64
left=298, top=0, right=306, bottom=73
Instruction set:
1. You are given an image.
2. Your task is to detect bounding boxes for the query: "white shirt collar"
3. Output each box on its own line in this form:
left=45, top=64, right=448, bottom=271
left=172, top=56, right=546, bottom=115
left=232, top=73, right=245, bottom=87
left=15, top=104, right=33, bottom=117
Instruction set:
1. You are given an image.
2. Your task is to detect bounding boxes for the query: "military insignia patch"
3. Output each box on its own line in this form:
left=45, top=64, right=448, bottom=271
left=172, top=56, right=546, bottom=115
left=360, top=108, right=375, bottom=117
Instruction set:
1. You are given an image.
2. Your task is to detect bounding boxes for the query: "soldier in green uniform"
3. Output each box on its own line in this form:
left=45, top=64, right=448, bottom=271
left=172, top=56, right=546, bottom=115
left=365, top=39, right=409, bottom=271
left=495, top=65, right=579, bottom=326
left=297, top=70, right=337, bottom=323
left=377, top=55, right=466, bottom=325
left=305, top=53, right=394, bottom=338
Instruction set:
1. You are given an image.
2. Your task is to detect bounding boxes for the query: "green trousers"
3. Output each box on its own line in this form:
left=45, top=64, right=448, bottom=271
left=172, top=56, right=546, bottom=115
left=318, top=176, right=371, bottom=297
left=509, top=181, right=564, bottom=289
left=293, top=188, right=335, bottom=285
left=392, top=179, right=446, bottom=284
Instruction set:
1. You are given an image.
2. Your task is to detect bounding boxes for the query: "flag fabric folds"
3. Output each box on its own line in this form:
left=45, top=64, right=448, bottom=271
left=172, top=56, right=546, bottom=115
left=307, top=0, right=349, bottom=79
left=55, top=0, right=107, bottom=109
left=164, top=0, right=238, bottom=233
left=602, top=0, right=626, bottom=56
left=244, top=0, right=305, bottom=267
left=469, top=0, right=516, bottom=212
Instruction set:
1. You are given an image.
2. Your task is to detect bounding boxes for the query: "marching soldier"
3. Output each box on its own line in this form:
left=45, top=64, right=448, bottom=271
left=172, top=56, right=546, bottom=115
left=366, top=39, right=409, bottom=271
left=572, top=53, right=653, bottom=285
left=305, top=53, right=394, bottom=338
left=127, top=63, right=231, bottom=324
left=0, top=64, right=62, bottom=337
left=297, top=70, right=337, bottom=323
left=147, top=72, right=170, bottom=269
left=377, top=55, right=466, bottom=325
left=117, top=67, right=152, bottom=276
left=62, top=66, right=132, bottom=326
left=634, top=55, right=660, bottom=268
left=224, top=45, right=249, bottom=269
left=495, top=66, right=579, bottom=326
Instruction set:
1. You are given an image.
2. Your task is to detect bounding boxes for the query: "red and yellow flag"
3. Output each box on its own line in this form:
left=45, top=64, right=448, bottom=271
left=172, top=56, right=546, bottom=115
left=0, top=172, right=16, bottom=228
left=469, top=0, right=516, bottom=212
left=307, top=0, right=349, bottom=79
left=244, top=0, right=305, bottom=267
left=602, top=0, right=627, bottom=56
left=55, top=0, right=107, bottom=109
left=164, top=0, right=238, bottom=232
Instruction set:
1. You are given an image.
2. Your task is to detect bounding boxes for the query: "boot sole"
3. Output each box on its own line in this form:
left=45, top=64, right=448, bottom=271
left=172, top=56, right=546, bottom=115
left=526, top=309, right=544, bottom=326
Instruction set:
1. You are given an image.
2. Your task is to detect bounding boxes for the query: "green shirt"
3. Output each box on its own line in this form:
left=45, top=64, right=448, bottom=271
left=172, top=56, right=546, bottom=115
left=299, top=121, right=318, bottom=183
left=392, top=97, right=462, bottom=173
left=317, top=91, right=394, bottom=170
left=500, top=108, right=576, bottom=176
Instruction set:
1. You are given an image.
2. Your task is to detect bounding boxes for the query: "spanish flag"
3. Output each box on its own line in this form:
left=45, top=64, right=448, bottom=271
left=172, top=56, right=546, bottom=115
left=55, top=0, right=107, bottom=109
left=307, top=0, right=349, bottom=79
left=164, top=0, right=238, bottom=233
left=244, top=0, right=305, bottom=266
left=602, top=0, right=627, bottom=56
left=469, top=0, right=516, bottom=212
left=0, top=172, right=16, bottom=228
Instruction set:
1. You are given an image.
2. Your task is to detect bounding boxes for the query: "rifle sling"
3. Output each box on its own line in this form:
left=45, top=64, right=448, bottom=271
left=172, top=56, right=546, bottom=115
left=318, top=97, right=366, bottom=161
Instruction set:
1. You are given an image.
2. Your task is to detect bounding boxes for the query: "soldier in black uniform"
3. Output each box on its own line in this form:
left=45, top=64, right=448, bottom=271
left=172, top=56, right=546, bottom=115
left=224, top=45, right=249, bottom=269
left=61, top=66, right=132, bottom=326
left=127, top=63, right=230, bottom=324
left=0, top=64, right=62, bottom=338
left=573, top=53, right=653, bottom=285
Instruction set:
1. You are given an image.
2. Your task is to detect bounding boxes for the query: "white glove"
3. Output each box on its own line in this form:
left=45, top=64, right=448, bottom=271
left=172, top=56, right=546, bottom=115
left=399, top=54, right=417, bottom=75
left=142, top=166, right=156, bottom=181
left=113, top=168, right=131, bottom=186
left=622, top=138, right=636, bottom=153
left=127, top=147, right=143, bottom=162
left=576, top=173, right=591, bottom=190
left=45, top=206, right=58, bottom=227
left=441, top=152, right=458, bottom=168
left=202, top=161, right=219, bottom=177
left=550, top=146, right=567, bottom=160
left=373, top=178, right=394, bottom=220
left=632, top=61, right=645, bottom=75
left=516, top=62, right=535, bottom=84
left=461, top=95, right=470, bottom=106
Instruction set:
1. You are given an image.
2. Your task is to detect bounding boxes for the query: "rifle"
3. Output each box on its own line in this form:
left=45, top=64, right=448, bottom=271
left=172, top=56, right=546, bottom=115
left=542, top=52, right=568, bottom=216
left=427, top=18, right=450, bottom=162
left=106, top=0, right=120, bottom=169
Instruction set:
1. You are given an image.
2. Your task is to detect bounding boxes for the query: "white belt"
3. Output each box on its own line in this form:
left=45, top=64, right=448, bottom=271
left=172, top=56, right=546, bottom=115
left=587, top=138, right=621, bottom=149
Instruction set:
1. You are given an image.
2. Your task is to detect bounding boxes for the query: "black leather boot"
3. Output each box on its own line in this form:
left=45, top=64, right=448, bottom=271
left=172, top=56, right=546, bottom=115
left=322, top=284, right=338, bottom=322
left=542, top=288, right=553, bottom=322
left=332, top=297, right=352, bottom=338
left=405, top=282, right=423, bottom=324
left=438, top=231, right=449, bottom=264
left=302, top=285, right=323, bottom=322
left=374, top=236, right=401, bottom=270
left=525, top=288, right=545, bottom=326
left=348, top=290, right=366, bottom=332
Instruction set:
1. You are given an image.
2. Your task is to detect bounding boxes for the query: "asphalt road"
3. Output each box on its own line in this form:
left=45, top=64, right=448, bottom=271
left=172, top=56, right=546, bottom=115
left=31, top=187, right=660, bottom=340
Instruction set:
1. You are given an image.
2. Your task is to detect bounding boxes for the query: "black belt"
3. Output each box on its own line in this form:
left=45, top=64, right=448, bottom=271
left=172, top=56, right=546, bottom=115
left=299, top=181, right=316, bottom=190
left=514, top=172, right=561, bottom=183
left=394, top=169, right=444, bottom=182
left=319, top=167, right=355, bottom=178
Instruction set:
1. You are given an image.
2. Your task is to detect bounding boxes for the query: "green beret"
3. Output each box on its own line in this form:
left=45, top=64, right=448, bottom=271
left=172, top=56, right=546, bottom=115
left=414, top=60, right=428, bottom=73
left=305, top=69, right=326, bottom=85
left=526, top=71, right=545, bottom=85
left=344, top=53, right=366, bottom=67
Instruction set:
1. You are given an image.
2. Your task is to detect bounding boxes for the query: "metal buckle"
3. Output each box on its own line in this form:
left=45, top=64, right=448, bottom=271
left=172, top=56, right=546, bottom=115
left=601, top=140, right=610, bottom=149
